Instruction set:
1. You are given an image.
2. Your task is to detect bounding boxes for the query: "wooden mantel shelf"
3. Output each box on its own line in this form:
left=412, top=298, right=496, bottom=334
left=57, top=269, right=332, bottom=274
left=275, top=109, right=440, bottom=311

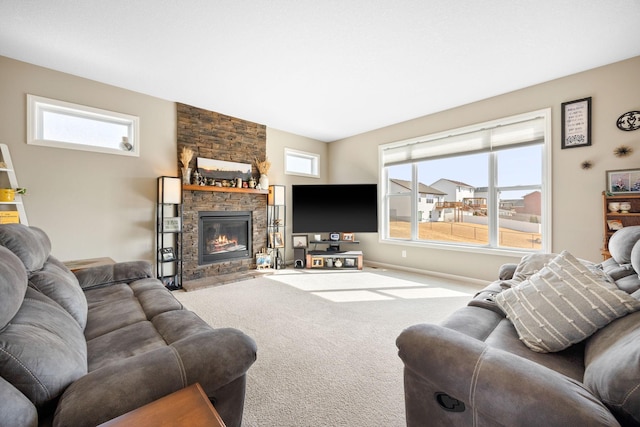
left=183, top=184, right=268, bottom=195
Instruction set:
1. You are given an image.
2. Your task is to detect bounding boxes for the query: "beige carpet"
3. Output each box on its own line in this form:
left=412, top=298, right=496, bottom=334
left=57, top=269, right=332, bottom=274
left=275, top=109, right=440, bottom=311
left=174, top=267, right=482, bottom=427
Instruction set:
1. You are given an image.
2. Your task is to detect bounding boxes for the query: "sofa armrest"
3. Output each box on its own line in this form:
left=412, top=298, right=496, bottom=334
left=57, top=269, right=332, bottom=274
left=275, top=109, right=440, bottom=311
left=397, top=324, right=620, bottom=426
left=73, top=261, right=152, bottom=290
left=498, top=262, right=518, bottom=280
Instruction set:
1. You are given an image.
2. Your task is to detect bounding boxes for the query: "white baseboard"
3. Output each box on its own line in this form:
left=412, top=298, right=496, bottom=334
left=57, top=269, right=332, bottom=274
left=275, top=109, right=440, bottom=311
left=364, top=260, right=487, bottom=286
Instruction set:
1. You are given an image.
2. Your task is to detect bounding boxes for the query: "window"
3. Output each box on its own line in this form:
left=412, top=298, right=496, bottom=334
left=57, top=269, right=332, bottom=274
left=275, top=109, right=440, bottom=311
left=27, top=94, right=139, bottom=156
left=285, top=148, right=319, bottom=178
left=380, top=109, right=551, bottom=254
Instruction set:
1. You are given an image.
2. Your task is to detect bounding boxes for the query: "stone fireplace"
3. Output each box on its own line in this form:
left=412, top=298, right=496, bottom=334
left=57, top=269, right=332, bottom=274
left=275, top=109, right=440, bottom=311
left=177, top=103, right=268, bottom=285
left=199, top=211, right=252, bottom=265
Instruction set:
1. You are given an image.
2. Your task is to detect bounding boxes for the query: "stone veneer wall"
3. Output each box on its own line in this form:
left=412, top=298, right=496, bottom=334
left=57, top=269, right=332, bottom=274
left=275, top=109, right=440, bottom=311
left=177, top=103, right=267, bottom=282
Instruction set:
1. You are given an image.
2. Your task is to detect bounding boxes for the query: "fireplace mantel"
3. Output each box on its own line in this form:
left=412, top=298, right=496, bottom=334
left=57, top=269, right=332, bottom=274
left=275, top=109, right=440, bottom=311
left=183, top=184, right=268, bottom=195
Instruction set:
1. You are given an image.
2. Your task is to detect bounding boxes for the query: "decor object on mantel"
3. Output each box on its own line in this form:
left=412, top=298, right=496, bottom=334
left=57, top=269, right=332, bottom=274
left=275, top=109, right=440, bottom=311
left=180, top=147, right=194, bottom=185
left=255, top=157, right=271, bottom=189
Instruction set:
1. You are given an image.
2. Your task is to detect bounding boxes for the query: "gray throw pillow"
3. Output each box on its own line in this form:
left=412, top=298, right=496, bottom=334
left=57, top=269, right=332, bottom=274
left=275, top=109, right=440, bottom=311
left=495, top=250, right=640, bottom=353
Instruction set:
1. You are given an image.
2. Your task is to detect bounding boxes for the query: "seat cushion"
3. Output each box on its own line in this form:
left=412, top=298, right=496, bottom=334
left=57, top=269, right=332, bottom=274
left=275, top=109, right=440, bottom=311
left=496, top=250, right=640, bottom=353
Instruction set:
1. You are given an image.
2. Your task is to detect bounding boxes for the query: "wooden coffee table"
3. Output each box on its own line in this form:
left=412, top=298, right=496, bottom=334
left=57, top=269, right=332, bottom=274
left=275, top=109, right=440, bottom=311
left=98, top=383, right=226, bottom=427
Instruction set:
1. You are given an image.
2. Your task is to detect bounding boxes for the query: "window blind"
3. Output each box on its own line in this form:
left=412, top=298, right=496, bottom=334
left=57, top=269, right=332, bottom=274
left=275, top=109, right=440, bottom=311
left=381, top=116, right=544, bottom=167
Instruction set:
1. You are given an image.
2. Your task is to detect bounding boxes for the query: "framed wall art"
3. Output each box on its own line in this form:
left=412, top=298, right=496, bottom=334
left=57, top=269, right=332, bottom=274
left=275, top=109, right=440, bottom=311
left=292, top=235, right=308, bottom=248
left=162, top=217, right=181, bottom=232
left=561, top=97, right=592, bottom=149
left=606, top=168, right=640, bottom=194
left=270, top=232, right=284, bottom=248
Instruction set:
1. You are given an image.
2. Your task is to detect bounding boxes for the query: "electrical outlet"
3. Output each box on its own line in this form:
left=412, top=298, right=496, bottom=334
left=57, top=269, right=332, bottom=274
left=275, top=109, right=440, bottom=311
left=401, top=250, right=407, bottom=258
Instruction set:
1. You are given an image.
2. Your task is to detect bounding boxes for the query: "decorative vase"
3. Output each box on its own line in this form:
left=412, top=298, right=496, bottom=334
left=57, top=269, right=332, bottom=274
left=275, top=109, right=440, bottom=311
left=181, top=167, right=191, bottom=185
left=259, top=174, right=269, bottom=189
left=620, top=202, right=631, bottom=213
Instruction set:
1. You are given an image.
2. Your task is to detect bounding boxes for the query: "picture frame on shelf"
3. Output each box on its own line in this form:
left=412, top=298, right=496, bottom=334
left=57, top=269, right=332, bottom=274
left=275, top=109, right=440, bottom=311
left=329, top=232, right=340, bottom=241
left=292, top=235, right=308, bottom=248
left=344, top=258, right=356, bottom=267
left=270, top=232, right=284, bottom=248
left=342, top=232, right=354, bottom=241
left=311, top=257, right=324, bottom=268
left=162, top=217, right=181, bottom=232
left=160, top=247, right=176, bottom=261
left=561, top=97, right=591, bottom=149
left=255, top=251, right=272, bottom=270
left=607, top=168, right=640, bottom=194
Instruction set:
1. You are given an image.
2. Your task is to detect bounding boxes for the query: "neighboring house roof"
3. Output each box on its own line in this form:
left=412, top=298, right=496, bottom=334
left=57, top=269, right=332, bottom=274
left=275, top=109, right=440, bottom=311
left=433, top=178, right=475, bottom=189
left=390, top=179, right=446, bottom=195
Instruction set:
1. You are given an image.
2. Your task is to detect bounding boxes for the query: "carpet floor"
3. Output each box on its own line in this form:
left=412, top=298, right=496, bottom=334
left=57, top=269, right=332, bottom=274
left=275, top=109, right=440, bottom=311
left=173, top=267, right=482, bottom=427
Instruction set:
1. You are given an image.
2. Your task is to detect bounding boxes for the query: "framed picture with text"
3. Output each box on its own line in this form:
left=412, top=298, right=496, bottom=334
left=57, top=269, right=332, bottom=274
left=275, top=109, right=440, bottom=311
left=561, top=97, right=592, bottom=149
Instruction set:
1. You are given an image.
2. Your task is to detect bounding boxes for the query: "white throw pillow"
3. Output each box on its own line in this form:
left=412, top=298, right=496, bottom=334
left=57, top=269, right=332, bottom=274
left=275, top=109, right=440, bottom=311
left=495, top=250, right=640, bottom=353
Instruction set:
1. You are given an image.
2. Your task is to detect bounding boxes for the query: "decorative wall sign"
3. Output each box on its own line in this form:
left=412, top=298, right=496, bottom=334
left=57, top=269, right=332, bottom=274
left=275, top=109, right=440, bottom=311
left=561, top=97, right=592, bottom=149
left=616, top=111, right=640, bottom=131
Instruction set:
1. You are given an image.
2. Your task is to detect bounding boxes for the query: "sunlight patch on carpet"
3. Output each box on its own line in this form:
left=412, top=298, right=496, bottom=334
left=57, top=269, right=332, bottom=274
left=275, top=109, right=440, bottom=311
left=379, top=287, right=472, bottom=299
left=267, top=271, right=427, bottom=292
left=311, top=290, right=395, bottom=302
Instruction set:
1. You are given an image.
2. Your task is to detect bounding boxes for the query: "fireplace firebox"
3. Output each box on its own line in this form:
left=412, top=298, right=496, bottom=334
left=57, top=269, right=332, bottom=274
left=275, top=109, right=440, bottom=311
left=198, top=211, right=252, bottom=265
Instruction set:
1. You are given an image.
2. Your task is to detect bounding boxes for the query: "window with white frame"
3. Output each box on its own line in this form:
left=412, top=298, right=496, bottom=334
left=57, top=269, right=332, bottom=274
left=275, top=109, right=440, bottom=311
left=27, top=94, right=140, bottom=156
left=285, top=148, right=320, bottom=178
left=380, top=109, right=551, bottom=253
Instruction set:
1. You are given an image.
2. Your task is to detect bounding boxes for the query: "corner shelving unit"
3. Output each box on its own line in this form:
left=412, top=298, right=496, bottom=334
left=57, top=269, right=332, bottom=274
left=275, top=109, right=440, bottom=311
left=602, top=191, right=640, bottom=259
left=0, top=144, right=28, bottom=225
left=267, top=185, right=286, bottom=269
left=157, top=176, right=183, bottom=290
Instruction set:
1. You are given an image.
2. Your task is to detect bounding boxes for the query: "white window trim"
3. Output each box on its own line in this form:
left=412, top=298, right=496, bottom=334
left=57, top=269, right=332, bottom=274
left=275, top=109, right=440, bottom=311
left=284, top=147, right=320, bottom=178
left=378, top=108, right=552, bottom=256
left=27, top=94, right=140, bottom=157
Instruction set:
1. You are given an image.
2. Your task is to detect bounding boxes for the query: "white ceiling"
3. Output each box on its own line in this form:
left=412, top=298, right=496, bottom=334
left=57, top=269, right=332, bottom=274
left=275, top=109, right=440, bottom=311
left=1, top=1, right=639, bottom=142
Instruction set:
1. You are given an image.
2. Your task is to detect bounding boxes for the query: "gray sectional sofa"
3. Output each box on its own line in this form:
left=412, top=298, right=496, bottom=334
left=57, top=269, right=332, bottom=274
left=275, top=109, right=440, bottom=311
left=0, top=223, right=257, bottom=427
left=397, top=226, right=640, bottom=426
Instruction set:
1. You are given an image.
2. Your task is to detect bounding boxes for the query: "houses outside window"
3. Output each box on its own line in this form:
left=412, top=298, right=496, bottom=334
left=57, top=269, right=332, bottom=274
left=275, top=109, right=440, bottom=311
left=379, top=109, right=551, bottom=253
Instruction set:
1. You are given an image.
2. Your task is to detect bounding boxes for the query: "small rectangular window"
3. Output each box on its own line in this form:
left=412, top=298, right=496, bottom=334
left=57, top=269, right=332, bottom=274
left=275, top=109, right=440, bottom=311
left=27, top=94, right=140, bottom=156
left=285, top=148, right=319, bottom=178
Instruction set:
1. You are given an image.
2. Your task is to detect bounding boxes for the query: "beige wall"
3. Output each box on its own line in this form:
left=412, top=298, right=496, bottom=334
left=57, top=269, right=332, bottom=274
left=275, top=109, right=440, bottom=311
left=265, top=127, right=329, bottom=261
left=3, top=54, right=639, bottom=282
left=0, top=56, right=177, bottom=263
left=329, top=56, right=640, bottom=281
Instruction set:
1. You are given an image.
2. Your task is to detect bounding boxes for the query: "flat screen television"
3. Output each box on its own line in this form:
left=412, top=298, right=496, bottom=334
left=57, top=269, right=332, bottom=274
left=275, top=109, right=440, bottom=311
left=292, top=184, right=378, bottom=233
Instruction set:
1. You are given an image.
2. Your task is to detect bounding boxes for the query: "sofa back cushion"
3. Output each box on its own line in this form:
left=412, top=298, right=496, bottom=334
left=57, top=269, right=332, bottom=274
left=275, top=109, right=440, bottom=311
left=29, top=256, right=88, bottom=329
left=0, top=246, right=28, bottom=329
left=0, top=287, right=88, bottom=406
left=0, top=224, right=50, bottom=272
left=0, top=224, right=88, bottom=329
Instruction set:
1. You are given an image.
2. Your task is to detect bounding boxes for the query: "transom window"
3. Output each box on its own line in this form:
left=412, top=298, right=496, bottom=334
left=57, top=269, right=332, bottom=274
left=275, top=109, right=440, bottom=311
left=285, top=148, right=320, bottom=178
left=380, top=109, right=551, bottom=254
left=27, top=94, right=140, bottom=156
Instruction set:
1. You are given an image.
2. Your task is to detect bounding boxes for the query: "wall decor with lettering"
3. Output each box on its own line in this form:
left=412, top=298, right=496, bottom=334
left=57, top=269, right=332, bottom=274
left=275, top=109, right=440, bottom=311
left=561, top=97, right=592, bottom=149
